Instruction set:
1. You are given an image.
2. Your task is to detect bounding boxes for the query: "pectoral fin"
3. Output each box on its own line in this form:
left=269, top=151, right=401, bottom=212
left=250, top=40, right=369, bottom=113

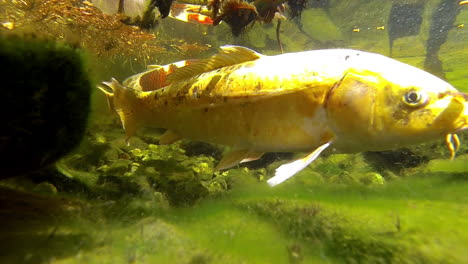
left=159, top=130, right=182, bottom=145
left=118, top=110, right=137, bottom=146
left=267, top=142, right=332, bottom=187
left=240, top=151, right=264, bottom=163
left=215, top=150, right=265, bottom=171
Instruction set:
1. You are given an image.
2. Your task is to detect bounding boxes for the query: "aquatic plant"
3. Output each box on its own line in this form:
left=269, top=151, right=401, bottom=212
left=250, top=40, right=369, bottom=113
left=0, top=0, right=209, bottom=62
left=57, top=126, right=256, bottom=206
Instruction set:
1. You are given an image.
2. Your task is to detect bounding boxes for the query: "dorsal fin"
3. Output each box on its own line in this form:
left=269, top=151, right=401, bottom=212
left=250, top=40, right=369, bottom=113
left=122, top=69, right=165, bottom=91
left=139, top=68, right=166, bottom=91
left=166, top=45, right=263, bottom=82
left=123, top=60, right=198, bottom=91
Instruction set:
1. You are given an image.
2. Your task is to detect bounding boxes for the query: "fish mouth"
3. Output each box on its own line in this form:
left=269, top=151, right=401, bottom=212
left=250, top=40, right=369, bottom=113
left=440, top=91, right=468, bottom=101
left=444, top=91, right=468, bottom=132
left=442, top=92, right=467, bottom=159
left=432, top=91, right=468, bottom=132
left=460, top=120, right=468, bottom=131
left=97, top=82, right=113, bottom=94
left=458, top=94, right=468, bottom=131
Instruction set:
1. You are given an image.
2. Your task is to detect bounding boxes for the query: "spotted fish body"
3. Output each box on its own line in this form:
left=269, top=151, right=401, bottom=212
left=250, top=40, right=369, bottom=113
left=135, top=52, right=337, bottom=152
left=100, top=46, right=468, bottom=186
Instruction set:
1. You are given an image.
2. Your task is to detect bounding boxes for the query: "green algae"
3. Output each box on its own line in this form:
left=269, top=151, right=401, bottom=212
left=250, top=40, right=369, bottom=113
left=424, top=154, right=468, bottom=174
left=39, top=124, right=466, bottom=263
left=230, top=174, right=468, bottom=263
left=2, top=123, right=468, bottom=263
left=299, top=8, right=343, bottom=43
left=16, top=171, right=466, bottom=264
left=167, top=207, right=292, bottom=264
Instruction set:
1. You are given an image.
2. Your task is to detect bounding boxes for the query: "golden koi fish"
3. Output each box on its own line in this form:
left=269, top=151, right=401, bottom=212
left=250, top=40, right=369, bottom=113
left=99, top=46, right=468, bottom=186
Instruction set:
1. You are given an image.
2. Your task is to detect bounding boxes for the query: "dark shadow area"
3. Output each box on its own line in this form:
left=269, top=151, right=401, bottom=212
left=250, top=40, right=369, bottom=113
left=0, top=187, right=95, bottom=263
left=424, top=0, right=461, bottom=78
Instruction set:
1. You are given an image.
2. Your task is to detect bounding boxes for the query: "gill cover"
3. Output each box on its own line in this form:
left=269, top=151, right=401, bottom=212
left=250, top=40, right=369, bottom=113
left=325, top=69, right=384, bottom=151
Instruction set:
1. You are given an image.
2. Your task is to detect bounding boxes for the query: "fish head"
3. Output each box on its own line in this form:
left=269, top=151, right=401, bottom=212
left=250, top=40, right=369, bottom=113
left=326, top=61, right=467, bottom=153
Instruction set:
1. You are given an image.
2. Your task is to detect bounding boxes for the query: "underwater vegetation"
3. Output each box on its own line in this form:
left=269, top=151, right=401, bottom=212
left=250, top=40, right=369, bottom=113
left=3, top=130, right=468, bottom=263
left=0, top=0, right=210, bottom=63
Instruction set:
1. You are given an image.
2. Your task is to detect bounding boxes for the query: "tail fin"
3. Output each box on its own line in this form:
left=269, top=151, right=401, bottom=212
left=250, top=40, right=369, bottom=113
left=97, top=80, right=115, bottom=111
left=98, top=78, right=139, bottom=143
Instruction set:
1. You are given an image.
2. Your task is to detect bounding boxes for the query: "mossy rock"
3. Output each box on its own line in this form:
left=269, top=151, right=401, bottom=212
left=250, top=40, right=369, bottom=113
left=0, top=36, right=91, bottom=178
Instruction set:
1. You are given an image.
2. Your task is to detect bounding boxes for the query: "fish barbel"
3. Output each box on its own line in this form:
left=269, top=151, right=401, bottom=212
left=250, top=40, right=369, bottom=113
left=99, top=46, right=468, bottom=186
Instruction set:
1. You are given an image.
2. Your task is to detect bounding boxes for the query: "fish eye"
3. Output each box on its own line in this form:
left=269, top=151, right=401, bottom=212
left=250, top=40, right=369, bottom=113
left=403, top=90, right=427, bottom=107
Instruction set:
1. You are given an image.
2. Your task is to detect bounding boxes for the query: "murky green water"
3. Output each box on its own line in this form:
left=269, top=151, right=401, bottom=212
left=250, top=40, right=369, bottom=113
left=1, top=0, right=467, bottom=263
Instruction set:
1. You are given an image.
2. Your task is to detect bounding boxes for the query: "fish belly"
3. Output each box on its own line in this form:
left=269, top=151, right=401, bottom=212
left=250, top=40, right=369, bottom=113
left=156, top=90, right=331, bottom=152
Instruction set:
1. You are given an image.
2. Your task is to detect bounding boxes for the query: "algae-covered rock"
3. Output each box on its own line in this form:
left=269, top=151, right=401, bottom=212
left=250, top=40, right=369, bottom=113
left=359, top=172, right=386, bottom=185
left=59, top=128, right=266, bottom=206
left=0, top=35, right=91, bottom=178
left=302, top=153, right=378, bottom=185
